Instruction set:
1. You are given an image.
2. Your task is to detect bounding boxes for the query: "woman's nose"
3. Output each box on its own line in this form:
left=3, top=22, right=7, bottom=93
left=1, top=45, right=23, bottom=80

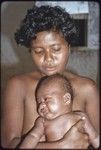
left=45, top=50, right=53, bottom=62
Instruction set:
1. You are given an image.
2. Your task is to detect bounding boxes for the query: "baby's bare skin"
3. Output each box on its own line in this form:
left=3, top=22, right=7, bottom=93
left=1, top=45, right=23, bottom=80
left=44, top=112, right=81, bottom=141
left=1, top=70, right=99, bottom=147
left=34, top=74, right=99, bottom=148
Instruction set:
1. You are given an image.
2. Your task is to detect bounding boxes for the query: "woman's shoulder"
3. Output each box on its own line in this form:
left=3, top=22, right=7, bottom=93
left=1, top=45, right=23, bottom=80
left=7, top=71, right=41, bottom=89
left=64, top=71, right=97, bottom=91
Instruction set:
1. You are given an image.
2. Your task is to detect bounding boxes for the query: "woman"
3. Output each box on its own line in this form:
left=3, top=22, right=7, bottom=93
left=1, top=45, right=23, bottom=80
left=1, top=5, right=99, bottom=149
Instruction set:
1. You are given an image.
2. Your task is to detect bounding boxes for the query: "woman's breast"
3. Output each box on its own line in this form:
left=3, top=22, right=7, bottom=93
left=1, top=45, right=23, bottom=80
left=22, top=96, right=39, bottom=135
left=72, top=97, right=85, bottom=112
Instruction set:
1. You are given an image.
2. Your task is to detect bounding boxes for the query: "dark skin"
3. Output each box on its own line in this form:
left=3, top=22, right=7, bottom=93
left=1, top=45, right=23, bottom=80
left=1, top=31, right=99, bottom=149
left=19, top=80, right=99, bottom=149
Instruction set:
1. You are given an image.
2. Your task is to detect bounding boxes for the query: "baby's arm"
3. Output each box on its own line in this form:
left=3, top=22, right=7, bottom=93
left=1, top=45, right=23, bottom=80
left=75, top=111, right=99, bottom=148
left=18, top=117, right=44, bottom=148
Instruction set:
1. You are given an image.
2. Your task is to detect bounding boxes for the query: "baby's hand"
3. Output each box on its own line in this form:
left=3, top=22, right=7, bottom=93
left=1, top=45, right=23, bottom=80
left=29, top=117, right=45, bottom=138
left=35, top=117, right=44, bottom=129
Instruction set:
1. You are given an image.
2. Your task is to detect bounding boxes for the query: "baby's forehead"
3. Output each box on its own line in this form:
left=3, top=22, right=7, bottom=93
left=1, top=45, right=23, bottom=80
left=38, top=78, right=64, bottom=92
left=43, top=78, right=63, bottom=85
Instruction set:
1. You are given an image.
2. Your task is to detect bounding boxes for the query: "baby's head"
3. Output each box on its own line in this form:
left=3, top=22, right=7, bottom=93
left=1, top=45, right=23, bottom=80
left=35, top=74, right=73, bottom=120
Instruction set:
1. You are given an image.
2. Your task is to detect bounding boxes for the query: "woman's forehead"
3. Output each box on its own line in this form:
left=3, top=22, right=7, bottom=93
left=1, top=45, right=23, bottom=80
left=31, top=31, right=66, bottom=46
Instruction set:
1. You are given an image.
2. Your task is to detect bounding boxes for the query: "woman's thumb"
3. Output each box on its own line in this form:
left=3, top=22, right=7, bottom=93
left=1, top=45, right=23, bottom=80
left=71, top=119, right=84, bottom=132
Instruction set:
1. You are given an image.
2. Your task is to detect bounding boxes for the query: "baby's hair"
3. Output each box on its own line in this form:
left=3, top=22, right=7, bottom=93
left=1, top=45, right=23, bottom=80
left=14, top=5, right=78, bottom=48
left=35, top=73, right=74, bottom=101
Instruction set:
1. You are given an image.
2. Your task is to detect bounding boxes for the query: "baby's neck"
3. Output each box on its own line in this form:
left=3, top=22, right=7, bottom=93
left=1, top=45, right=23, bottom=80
left=44, top=110, right=72, bottom=123
left=44, top=111, right=75, bottom=142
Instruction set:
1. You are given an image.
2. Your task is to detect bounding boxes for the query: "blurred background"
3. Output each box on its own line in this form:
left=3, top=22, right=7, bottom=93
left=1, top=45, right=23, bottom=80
left=1, top=1, right=100, bottom=105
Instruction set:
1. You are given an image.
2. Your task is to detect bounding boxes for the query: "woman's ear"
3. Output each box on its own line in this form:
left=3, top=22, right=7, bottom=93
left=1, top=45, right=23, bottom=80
left=68, top=45, right=71, bottom=54
left=29, top=48, right=31, bottom=53
left=63, top=93, right=71, bottom=105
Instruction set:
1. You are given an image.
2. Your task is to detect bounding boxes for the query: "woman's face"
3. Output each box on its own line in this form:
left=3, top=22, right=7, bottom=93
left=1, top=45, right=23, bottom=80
left=30, top=31, right=70, bottom=76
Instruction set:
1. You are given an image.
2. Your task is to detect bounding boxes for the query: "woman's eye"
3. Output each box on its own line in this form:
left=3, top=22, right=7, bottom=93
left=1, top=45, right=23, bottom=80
left=34, top=49, right=44, bottom=55
left=52, top=47, right=61, bottom=52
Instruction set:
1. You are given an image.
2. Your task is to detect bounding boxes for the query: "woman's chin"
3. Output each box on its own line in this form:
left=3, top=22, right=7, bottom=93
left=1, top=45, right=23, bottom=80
left=41, top=70, right=59, bottom=76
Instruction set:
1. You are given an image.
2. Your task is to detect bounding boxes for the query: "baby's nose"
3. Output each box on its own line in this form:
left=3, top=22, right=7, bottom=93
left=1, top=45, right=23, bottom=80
left=39, top=102, right=46, bottom=110
left=41, top=103, right=46, bottom=108
left=38, top=103, right=47, bottom=116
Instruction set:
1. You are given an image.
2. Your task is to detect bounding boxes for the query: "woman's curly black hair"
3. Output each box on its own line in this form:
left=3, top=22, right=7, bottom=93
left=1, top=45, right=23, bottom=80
left=15, top=5, right=78, bottom=48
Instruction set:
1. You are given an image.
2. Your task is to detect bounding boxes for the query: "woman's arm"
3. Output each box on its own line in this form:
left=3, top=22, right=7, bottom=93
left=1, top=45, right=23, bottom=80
left=1, top=77, right=25, bottom=148
left=82, top=114, right=99, bottom=148
left=85, top=80, right=99, bottom=132
left=74, top=111, right=99, bottom=148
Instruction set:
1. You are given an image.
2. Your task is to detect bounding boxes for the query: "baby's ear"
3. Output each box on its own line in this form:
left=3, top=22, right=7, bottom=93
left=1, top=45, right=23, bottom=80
left=63, top=93, right=71, bottom=105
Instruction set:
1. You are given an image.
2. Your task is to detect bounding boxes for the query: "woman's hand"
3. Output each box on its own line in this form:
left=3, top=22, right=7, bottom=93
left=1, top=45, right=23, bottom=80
left=61, top=119, right=89, bottom=149
left=73, top=111, right=98, bottom=138
left=73, top=111, right=99, bottom=148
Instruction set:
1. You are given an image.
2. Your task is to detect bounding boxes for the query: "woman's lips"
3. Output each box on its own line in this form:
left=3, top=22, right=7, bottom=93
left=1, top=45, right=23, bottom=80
left=45, top=66, right=57, bottom=71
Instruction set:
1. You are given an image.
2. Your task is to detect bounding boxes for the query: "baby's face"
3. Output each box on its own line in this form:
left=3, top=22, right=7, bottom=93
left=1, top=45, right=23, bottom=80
left=36, top=82, right=68, bottom=120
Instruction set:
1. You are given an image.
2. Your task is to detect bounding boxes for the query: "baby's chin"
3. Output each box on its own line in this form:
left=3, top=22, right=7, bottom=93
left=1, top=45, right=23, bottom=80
left=42, top=114, right=59, bottom=120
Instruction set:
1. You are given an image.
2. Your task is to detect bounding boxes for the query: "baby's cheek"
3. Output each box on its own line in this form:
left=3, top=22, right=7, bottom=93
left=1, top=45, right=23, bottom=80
left=48, top=103, right=59, bottom=113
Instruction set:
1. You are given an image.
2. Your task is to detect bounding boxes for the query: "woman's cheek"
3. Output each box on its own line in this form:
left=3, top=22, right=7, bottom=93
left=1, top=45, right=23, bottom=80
left=58, top=51, right=68, bottom=62
left=33, top=55, right=44, bottom=66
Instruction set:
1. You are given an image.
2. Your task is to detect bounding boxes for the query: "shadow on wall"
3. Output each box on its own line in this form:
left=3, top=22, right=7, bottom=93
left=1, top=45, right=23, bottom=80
left=1, top=2, right=36, bottom=70
left=1, top=2, right=36, bottom=102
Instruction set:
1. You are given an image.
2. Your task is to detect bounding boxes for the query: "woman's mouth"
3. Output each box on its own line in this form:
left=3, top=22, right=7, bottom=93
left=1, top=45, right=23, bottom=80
left=44, top=65, right=57, bottom=71
left=45, top=67, right=56, bottom=71
left=41, top=64, right=58, bottom=75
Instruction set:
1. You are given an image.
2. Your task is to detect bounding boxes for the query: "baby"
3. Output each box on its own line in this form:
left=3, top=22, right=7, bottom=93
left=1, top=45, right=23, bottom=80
left=19, top=74, right=99, bottom=149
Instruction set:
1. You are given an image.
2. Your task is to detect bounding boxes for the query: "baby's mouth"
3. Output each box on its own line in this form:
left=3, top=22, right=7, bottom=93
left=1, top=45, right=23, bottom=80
left=42, top=108, right=49, bottom=115
left=40, top=107, right=49, bottom=117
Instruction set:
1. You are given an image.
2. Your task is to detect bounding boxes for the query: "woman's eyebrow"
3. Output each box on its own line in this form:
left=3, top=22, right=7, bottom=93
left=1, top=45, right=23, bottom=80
left=31, top=46, right=43, bottom=49
left=50, top=43, right=60, bottom=46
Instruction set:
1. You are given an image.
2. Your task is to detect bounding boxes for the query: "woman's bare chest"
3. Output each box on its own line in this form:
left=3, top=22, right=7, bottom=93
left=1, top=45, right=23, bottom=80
left=22, top=85, right=39, bottom=134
